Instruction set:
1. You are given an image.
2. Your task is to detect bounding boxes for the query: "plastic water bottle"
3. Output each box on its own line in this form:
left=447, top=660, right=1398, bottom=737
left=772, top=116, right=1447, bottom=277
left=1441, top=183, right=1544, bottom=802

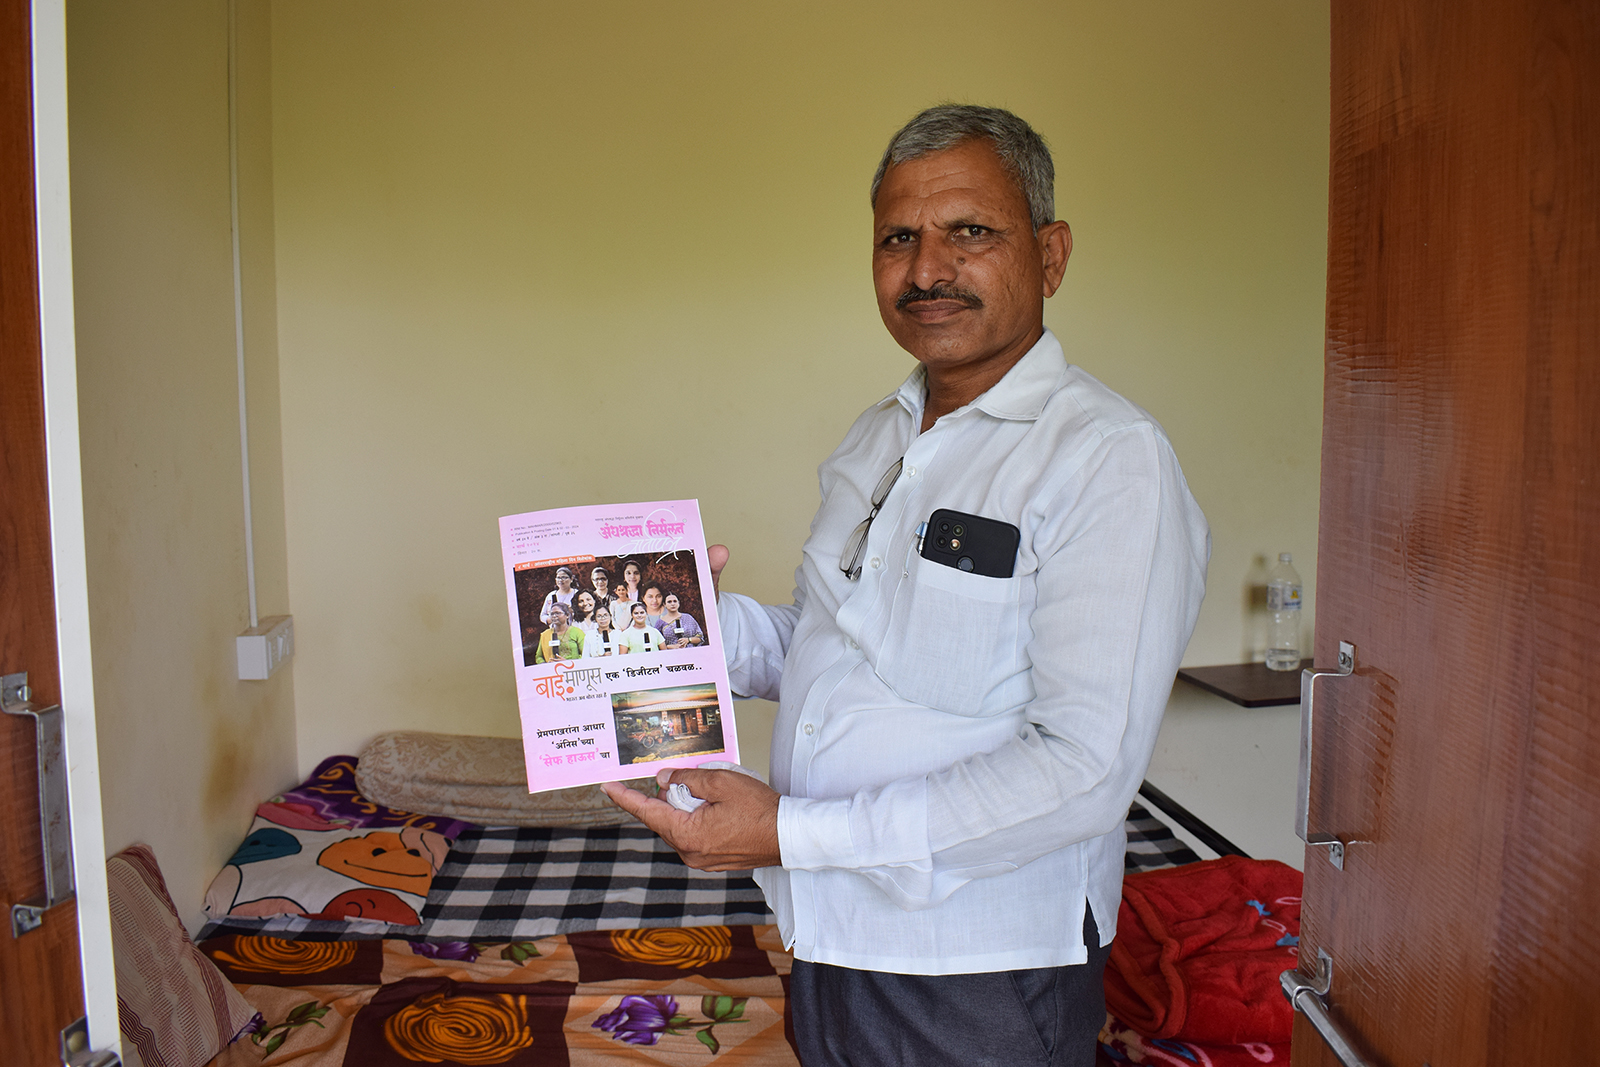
left=1265, top=553, right=1303, bottom=671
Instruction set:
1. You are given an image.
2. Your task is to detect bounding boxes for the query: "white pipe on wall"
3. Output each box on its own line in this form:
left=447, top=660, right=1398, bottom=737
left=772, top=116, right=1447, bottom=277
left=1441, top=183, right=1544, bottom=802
left=228, top=0, right=258, bottom=629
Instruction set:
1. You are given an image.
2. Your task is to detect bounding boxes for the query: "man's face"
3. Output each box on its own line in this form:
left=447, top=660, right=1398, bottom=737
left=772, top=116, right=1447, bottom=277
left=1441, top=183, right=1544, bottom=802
left=872, top=139, right=1071, bottom=383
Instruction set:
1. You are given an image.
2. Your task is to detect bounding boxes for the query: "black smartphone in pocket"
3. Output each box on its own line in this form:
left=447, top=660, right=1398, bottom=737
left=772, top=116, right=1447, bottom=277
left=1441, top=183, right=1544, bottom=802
left=920, top=509, right=1021, bottom=578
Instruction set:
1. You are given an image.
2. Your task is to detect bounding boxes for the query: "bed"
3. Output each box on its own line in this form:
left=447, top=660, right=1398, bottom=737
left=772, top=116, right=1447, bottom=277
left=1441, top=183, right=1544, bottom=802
left=176, top=755, right=1287, bottom=1067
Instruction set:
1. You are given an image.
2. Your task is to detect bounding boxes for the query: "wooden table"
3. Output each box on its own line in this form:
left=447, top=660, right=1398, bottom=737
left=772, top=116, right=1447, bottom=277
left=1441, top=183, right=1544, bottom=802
left=1175, top=660, right=1308, bottom=707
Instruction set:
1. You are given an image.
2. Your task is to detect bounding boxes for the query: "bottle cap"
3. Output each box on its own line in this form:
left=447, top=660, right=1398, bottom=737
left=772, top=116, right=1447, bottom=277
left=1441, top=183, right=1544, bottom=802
left=1279, top=552, right=1293, bottom=563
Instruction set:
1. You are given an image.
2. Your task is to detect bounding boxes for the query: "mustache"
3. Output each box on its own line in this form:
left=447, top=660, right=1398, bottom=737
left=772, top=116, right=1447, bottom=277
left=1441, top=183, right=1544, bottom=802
left=895, top=284, right=984, bottom=311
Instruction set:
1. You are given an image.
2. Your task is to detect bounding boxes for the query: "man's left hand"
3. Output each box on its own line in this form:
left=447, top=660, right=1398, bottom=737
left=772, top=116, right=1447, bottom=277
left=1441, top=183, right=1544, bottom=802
left=602, top=768, right=782, bottom=871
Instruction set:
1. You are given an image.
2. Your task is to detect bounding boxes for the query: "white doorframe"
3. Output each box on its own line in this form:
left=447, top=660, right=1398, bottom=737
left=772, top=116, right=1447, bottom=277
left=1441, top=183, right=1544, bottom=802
left=32, top=0, right=119, bottom=1054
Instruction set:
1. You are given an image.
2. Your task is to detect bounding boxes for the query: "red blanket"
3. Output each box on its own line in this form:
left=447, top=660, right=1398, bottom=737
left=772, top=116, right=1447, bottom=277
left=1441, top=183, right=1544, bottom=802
left=1104, top=855, right=1302, bottom=1046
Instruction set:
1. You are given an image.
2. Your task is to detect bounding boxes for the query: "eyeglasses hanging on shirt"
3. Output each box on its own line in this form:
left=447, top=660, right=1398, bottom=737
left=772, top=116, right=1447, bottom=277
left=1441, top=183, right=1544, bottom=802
left=840, top=457, right=904, bottom=580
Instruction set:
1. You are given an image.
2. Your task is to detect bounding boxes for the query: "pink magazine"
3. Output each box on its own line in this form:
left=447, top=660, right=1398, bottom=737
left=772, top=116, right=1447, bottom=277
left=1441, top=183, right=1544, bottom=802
left=498, top=499, right=738, bottom=792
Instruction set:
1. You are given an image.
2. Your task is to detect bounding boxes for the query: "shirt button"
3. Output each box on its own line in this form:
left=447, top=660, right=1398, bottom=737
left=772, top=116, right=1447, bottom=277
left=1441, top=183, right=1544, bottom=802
left=804, top=723, right=815, bottom=736
left=906, top=465, right=917, bottom=477
left=869, top=557, right=881, bottom=569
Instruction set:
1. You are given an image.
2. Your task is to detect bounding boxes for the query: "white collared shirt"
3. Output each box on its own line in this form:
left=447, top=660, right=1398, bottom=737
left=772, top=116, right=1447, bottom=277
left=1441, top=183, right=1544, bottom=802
left=719, top=330, right=1209, bottom=975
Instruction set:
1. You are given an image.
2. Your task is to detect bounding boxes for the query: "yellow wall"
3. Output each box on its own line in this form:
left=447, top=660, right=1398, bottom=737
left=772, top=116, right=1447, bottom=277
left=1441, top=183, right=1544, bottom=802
left=63, top=1, right=1328, bottom=915
left=272, top=1, right=1329, bottom=776
left=69, top=0, right=297, bottom=929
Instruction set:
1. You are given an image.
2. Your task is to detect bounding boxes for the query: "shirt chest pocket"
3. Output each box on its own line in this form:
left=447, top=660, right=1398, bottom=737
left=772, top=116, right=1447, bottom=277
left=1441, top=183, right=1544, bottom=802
left=873, top=549, right=1024, bottom=715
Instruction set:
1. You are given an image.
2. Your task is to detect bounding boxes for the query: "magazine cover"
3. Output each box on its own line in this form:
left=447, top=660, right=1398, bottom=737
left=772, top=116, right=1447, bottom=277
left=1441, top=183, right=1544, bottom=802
left=498, top=499, right=739, bottom=793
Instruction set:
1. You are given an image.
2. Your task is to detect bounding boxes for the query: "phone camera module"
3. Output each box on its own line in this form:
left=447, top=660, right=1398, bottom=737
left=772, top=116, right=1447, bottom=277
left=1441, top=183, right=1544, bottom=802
left=950, top=538, right=962, bottom=550
left=939, top=522, right=951, bottom=533
left=953, top=524, right=965, bottom=536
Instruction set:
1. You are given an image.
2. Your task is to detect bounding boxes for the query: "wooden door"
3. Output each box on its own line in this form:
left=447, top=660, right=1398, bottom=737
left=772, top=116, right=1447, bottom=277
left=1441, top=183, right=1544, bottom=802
left=1295, top=2, right=1598, bottom=1065
left=0, top=0, right=86, bottom=1061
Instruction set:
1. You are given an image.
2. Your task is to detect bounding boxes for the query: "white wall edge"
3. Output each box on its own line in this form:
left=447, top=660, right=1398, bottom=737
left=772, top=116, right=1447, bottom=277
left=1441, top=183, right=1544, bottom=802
left=31, top=0, right=119, bottom=1054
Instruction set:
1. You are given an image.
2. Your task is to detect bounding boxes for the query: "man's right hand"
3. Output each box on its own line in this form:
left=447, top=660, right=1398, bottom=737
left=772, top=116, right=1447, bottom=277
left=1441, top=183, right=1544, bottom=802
left=602, top=768, right=780, bottom=871
left=708, top=544, right=730, bottom=596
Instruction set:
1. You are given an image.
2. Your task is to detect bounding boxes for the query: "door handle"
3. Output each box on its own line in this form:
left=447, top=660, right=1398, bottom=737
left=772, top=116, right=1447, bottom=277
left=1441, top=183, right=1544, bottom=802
left=1281, top=949, right=1374, bottom=1067
left=2, top=671, right=75, bottom=936
left=1296, top=642, right=1356, bottom=868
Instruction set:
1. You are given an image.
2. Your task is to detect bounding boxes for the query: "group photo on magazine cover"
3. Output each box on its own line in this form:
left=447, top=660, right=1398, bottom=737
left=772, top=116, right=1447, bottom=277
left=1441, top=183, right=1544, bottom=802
left=513, top=551, right=711, bottom=668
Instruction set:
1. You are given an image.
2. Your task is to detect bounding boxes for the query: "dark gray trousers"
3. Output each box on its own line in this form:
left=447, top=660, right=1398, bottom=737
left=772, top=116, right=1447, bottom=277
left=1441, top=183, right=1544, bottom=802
left=788, top=905, right=1111, bottom=1067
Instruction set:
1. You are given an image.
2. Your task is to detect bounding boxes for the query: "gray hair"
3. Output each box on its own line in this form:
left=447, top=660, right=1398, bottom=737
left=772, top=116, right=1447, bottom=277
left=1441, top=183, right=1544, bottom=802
left=870, top=104, right=1055, bottom=231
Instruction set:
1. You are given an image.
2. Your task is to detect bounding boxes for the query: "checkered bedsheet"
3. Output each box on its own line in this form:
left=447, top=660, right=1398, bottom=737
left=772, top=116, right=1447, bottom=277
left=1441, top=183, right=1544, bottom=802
left=417, top=824, right=772, bottom=938
left=1124, top=799, right=1201, bottom=872
left=197, top=801, right=1197, bottom=943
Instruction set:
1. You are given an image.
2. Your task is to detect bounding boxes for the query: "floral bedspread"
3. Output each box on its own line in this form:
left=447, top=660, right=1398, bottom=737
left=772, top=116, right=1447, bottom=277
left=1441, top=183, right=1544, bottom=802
left=201, top=925, right=798, bottom=1066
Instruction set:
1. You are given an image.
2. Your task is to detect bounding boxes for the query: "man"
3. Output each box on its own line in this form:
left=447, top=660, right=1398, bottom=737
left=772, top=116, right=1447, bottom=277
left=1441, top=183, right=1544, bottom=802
left=604, top=105, right=1209, bottom=1065
left=534, top=602, right=584, bottom=663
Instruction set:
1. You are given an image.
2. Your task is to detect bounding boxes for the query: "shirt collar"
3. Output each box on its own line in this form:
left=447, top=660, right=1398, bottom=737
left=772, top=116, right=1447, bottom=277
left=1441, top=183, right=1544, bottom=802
left=884, top=328, right=1067, bottom=423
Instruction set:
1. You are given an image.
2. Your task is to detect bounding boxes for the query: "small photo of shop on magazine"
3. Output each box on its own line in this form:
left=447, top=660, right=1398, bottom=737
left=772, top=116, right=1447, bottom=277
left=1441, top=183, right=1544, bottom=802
left=609, top=683, right=728, bottom=766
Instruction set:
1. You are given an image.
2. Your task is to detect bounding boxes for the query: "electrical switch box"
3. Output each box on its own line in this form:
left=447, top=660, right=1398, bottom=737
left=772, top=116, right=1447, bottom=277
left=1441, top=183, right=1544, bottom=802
left=237, top=615, right=293, bottom=680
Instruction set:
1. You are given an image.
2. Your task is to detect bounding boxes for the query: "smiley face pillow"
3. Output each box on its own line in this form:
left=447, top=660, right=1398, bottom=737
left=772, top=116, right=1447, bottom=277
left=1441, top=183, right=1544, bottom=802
left=203, top=801, right=452, bottom=927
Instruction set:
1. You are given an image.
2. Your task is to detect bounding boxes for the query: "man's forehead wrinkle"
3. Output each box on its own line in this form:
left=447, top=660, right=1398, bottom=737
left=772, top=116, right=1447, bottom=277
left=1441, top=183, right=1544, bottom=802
left=874, top=183, right=1012, bottom=224
left=875, top=183, right=1024, bottom=238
